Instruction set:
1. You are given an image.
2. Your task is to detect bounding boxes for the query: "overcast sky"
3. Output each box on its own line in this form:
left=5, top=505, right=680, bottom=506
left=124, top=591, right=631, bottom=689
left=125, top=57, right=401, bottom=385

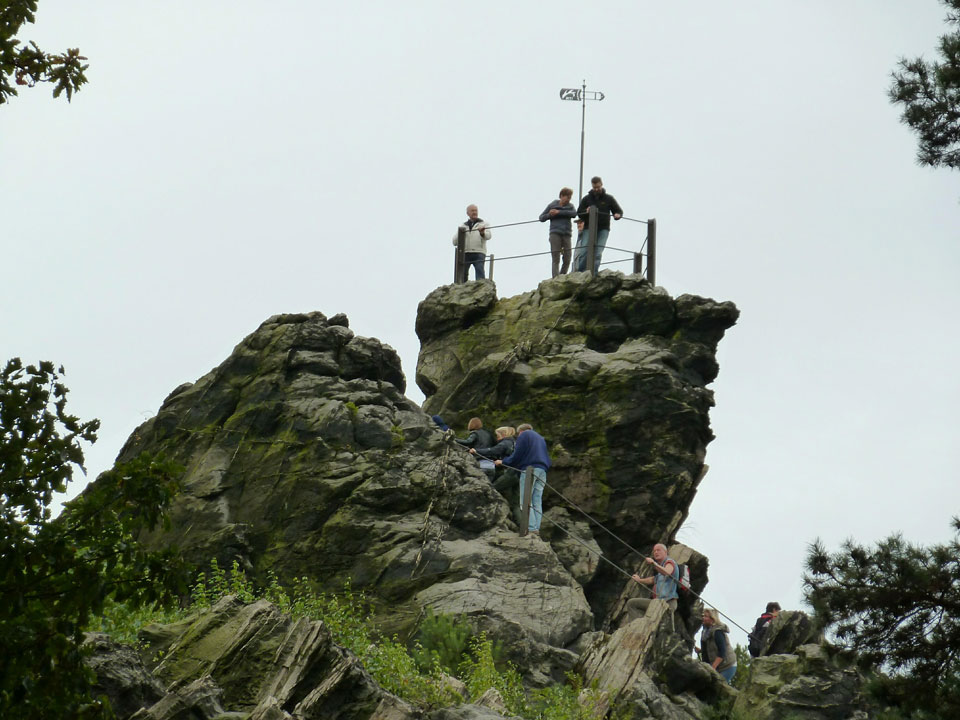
left=3, top=1, right=958, bottom=648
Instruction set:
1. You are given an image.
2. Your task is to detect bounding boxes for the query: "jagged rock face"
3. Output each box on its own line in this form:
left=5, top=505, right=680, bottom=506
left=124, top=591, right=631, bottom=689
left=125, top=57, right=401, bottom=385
left=578, top=601, right=730, bottom=719
left=734, top=644, right=870, bottom=720
left=114, top=311, right=593, bottom=676
left=760, top=610, right=821, bottom=656
left=87, top=596, right=419, bottom=720
left=415, top=274, right=738, bottom=619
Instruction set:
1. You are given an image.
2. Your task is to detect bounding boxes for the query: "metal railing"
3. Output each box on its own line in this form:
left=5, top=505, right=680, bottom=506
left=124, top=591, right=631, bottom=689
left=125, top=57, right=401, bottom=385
left=454, top=207, right=657, bottom=285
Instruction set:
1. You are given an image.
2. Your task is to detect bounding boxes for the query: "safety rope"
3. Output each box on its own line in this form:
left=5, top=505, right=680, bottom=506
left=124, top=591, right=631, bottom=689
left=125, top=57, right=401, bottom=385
left=466, top=447, right=752, bottom=635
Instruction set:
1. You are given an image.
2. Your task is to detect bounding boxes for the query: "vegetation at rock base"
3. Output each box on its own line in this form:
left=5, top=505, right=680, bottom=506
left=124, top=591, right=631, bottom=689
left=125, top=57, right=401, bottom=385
left=889, top=0, right=960, bottom=171
left=804, top=518, right=960, bottom=717
left=97, top=558, right=610, bottom=719
left=410, top=607, right=476, bottom=675
left=1, top=1, right=89, bottom=104
left=0, top=358, right=187, bottom=720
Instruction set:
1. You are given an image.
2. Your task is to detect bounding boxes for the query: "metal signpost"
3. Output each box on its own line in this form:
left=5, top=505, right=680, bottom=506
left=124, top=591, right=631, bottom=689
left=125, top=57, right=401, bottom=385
left=559, top=81, right=605, bottom=199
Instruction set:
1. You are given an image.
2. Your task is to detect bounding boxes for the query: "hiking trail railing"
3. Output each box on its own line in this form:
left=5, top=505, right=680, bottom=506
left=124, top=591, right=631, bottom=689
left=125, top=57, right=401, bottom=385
left=454, top=206, right=657, bottom=285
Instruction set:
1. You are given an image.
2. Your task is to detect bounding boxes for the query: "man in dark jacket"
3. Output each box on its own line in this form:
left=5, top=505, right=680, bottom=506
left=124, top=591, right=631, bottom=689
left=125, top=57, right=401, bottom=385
left=573, top=176, right=623, bottom=272
left=748, top=601, right=781, bottom=657
left=539, top=187, right=578, bottom=277
left=496, top=423, right=551, bottom=536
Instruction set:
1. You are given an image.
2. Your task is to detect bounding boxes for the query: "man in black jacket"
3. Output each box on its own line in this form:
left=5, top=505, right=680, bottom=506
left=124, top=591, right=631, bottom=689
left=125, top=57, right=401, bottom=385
left=748, top=601, right=781, bottom=657
left=573, top=176, right=623, bottom=272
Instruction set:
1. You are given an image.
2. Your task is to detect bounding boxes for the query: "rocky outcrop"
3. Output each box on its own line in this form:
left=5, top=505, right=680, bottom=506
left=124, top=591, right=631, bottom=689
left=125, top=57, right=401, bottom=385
left=759, top=611, right=821, bottom=656
left=111, top=311, right=593, bottom=680
left=87, top=596, right=422, bottom=719
left=578, top=600, right=729, bottom=720
left=416, top=274, right=737, bottom=620
left=93, top=274, right=743, bottom=715
left=733, top=644, right=870, bottom=720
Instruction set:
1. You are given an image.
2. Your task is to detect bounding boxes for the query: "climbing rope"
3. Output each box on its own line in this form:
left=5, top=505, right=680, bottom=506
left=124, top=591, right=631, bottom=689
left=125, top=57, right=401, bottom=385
left=467, top=448, right=752, bottom=635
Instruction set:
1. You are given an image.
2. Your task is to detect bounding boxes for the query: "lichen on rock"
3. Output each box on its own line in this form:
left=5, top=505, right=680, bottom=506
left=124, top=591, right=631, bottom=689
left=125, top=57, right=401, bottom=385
left=416, top=272, right=738, bottom=621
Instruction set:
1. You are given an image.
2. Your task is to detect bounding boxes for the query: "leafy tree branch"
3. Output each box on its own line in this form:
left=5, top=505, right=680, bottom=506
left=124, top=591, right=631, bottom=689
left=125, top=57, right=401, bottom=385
left=0, top=0, right=89, bottom=105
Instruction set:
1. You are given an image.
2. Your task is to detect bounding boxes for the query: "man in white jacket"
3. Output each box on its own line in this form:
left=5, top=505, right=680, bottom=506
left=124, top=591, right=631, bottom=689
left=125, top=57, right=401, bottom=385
left=452, top=204, right=492, bottom=281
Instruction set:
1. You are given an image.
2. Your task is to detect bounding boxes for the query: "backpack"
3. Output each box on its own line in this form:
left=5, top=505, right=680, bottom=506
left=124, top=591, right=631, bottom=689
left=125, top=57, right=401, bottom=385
left=676, top=563, right=691, bottom=592
left=747, top=615, right=772, bottom=657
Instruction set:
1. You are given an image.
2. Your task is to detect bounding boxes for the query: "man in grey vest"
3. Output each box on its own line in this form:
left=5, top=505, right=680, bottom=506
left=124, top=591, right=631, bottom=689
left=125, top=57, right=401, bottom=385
left=625, top=543, right=680, bottom=628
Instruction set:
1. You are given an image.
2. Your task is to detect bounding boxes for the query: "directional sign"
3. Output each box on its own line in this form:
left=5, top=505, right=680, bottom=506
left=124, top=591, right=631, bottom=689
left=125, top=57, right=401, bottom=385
left=560, top=88, right=605, bottom=101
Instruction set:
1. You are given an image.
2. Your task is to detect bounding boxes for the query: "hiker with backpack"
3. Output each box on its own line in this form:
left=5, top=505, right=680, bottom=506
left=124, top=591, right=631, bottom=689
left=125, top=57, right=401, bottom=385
left=747, top=601, right=781, bottom=658
left=625, top=543, right=681, bottom=626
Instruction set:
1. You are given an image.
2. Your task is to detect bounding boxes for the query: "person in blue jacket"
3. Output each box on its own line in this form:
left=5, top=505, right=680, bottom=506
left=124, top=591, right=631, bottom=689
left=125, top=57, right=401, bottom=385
left=495, top=423, right=551, bottom=535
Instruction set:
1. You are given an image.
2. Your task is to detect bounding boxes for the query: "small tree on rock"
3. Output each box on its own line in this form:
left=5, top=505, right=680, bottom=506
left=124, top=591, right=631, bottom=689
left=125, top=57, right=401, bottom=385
left=804, top=520, right=960, bottom=715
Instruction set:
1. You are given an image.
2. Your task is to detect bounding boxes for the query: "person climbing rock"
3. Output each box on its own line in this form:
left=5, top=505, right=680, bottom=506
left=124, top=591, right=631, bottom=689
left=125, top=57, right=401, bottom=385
left=625, top=543, right=680, bottom=627
left=495, top=423, right=550, bottom=536
left=469, top=426, right=516, bottom=482
left=454, top=417, right=494, bottom=450
left=748, top=601, right=780, bottom=657
left=698, top=608, right=737, bottom=684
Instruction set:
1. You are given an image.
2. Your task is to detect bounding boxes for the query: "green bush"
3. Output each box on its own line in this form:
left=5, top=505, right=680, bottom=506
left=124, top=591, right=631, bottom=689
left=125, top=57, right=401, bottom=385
left=731, top=644, right=752, bottom=689
left=410, top=608, right=473, bottom=674
left=459, top=632, right=528, bottom=716
left=95, top=562, right=607, bottom=718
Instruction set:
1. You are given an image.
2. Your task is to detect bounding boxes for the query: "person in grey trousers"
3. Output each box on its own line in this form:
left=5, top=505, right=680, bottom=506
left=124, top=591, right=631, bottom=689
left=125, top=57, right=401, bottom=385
left=539, top=187, right=577, bottom=277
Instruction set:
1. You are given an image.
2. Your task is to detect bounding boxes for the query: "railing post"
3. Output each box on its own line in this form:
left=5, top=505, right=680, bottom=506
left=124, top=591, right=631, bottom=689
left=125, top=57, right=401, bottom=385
left=646, top=218, right=656, bottom=285
left=633, top=252, right=643, bottom=275
left=519, top=466, right=534, bottom=536
left=586, top=206, right=598, bottom=276
left=454, top=226, right=466, bottom=284
left=488, top=253, right=494, bottom=281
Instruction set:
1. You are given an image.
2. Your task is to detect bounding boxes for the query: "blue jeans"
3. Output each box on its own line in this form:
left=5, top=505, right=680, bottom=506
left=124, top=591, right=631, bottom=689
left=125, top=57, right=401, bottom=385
left=464, top=252, right=485, bottom=280
left=519, top=467, right=547, bottom=531
left=719, top=665, right=737, bottom=684
left=572, top=228, right=609, bottom=272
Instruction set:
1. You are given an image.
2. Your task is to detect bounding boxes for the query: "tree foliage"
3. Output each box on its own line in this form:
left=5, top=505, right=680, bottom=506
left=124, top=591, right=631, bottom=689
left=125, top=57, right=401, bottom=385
left=0, top=358, right=186, bottom=720
left=889, top=0, right=960, bottom=170
left=804, top=519, right=960, bottom=714
left=1, top=0, right=88, bottom=105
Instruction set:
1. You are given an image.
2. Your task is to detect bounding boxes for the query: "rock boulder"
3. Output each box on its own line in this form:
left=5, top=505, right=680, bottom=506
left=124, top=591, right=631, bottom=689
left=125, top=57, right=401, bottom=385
left=416, top=274, right=737, bottom=622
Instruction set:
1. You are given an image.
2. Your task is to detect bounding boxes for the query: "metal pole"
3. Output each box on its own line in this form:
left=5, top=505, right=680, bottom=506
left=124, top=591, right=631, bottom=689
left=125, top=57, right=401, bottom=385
left=579, top=79, right=586, bottom=200
left=586, top=206, right=598, bottom=276
left=488, top=253, right=494, bottom=282
left=646, top=218, right=657, bottom=285
left=520, top=466, right=534, bottom=536
left=633, top=252, right=642, bottom=275
left=455, top=226, right=466, bottom=284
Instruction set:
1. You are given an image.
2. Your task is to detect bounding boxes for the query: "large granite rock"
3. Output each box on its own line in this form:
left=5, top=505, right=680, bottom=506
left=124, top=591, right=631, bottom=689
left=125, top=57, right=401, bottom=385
left=733, top=644, right=870, bottom=720
left=87, top=596, right=419, bottom=720
left=761, top=611, right=821, bottom=656
left=416, top=274, right=737, bottom=621
left=578, top=600, right=730, bottom=719
left=109, top=311, right=593, bottom=679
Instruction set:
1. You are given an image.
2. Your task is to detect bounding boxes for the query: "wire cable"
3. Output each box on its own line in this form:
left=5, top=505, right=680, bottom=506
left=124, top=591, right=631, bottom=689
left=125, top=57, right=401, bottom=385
left=465, top=449, right=752, bottom=634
